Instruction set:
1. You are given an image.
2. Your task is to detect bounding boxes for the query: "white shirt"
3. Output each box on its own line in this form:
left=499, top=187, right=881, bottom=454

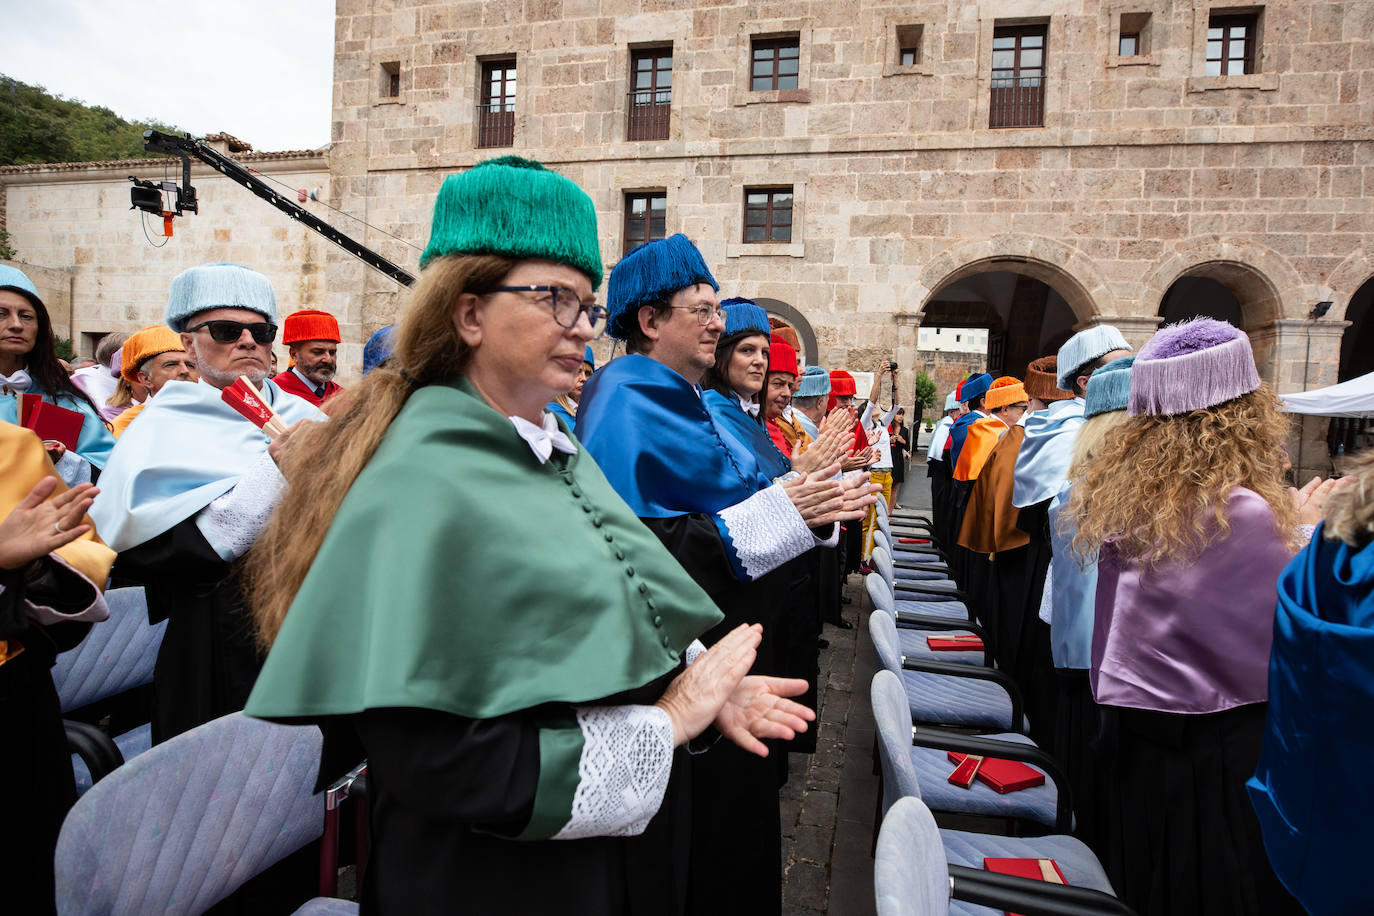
left=860, top=401, right=900, bottom=469
left=927, top=415, right=954, bottom=461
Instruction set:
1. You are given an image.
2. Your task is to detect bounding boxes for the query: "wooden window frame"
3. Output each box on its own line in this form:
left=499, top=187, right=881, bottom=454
left=623, top=191, right=667, bottom=255
left=1206, top=13, right=1257, bottom=76
left=750, top=37, right=800, bottom=92
left=1118, top=32, right=1139, bottom=56
left=627, top=48, right=672, bottom=142
left=743, top=187, right=794, bottom=244
left=989, top=24, right=1047, bottom=129
left=478, top=58, right=517, bottom=149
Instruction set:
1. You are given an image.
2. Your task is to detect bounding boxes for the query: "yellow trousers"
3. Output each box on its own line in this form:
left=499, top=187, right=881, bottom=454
left=863, top=469, right=894, bottom=560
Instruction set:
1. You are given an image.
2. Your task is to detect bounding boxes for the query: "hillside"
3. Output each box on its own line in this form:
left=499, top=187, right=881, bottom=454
left=0, top=74, right=183, bottom=167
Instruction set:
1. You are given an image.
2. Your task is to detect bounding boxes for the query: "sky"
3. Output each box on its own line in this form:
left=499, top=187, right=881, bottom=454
left=0, top=0, right=335, bottom=152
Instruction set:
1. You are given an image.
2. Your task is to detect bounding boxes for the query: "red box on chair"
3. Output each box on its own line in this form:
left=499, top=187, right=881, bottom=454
left=983, top=857, right=1068, bottom=915
left=926, top=634, right=984, bottom=652
left=947, top=752, right=1045, bottom=793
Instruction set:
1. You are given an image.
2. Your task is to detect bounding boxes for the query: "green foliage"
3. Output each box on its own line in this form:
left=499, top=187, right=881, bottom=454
left=0, top=74, right=184, bottom=166
left=53, top=336, right=74, bottom=361
left=911, top=370, right=937, bottom=412
left=0, top=230, right=15, bottom=261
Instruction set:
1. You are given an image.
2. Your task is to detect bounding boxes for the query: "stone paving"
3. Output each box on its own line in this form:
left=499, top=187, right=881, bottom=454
left=779, top=476, right=932, bottom=915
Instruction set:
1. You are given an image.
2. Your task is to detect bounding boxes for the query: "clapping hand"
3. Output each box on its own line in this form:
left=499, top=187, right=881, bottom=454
left=0, top=478, right=98, bottom=571
left=1290, top=475, right=1354, bottom=526
left=715, top=673, right=813, bottom=757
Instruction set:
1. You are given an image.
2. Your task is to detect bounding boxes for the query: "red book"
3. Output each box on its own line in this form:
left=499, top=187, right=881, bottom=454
left=947, top=752, right=1045, bottom=793
left=983, top=857, right=1068, bottom=915
left=927, top=634, right=984, bottom=652
left=21, top=395, right=86, bottom=451
left=898, top=537, right=930, bottom=545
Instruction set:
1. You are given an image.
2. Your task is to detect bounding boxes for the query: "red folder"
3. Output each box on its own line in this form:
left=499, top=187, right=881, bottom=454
left=898, top=537, right=930, bottom=544
left=947, top=752, right=1045, bottom=793
left=927, top=634, right=984, bottom=651
left=983, top=857, right=1068, bottom=915
left=20, top=394, right=86, bottom=451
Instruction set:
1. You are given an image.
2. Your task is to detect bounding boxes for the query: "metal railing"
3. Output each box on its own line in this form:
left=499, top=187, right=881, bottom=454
left=988, top=76, right=1044, bottom=129
left=626, top=89, right=671, bottom=141
left=476, top=102, right=515, bottom=148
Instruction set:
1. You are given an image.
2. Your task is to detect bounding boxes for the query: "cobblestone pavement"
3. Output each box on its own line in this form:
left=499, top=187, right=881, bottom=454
left=779, top=476, right=931, bottom=915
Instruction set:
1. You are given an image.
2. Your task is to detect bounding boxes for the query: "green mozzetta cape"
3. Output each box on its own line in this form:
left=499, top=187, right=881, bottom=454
left=246, top=377, right=722, bottom=838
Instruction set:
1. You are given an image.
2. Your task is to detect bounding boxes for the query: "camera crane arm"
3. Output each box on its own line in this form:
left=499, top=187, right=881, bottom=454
left=136, top=130, right=416, bottom=288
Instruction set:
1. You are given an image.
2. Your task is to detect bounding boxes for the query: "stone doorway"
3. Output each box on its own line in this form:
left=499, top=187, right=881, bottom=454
left=1155, top=262, right=1280, bottom=380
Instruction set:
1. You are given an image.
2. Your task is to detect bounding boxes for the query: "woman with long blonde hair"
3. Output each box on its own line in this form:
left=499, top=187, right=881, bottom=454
left=243, top=157, right=813, bottom=915
left=1063, top=318, right=1336, bottom=916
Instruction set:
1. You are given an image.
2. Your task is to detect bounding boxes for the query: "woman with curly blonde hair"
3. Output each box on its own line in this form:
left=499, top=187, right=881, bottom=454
left=1063, top=318, right=1338, bottom=916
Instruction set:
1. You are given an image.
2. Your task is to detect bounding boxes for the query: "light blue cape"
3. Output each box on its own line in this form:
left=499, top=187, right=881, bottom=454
left=1012, top=398, right=1085, bottom=508
left=89, top=378, right=323, bottom=551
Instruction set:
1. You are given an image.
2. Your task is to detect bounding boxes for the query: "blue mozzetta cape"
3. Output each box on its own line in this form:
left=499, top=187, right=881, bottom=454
left=946, top=410, right=982, bottom=470
left=545, top=399, right=575, bottom=430
left=701, top=389, right=790, bottom=485
left=1248, top=526, right=1374, bottom=914
left=0, top=379, right=115, bottom=470
left=89, top=378, right=322, bottom=552
left=1012, top=398, right=1085, bottom=508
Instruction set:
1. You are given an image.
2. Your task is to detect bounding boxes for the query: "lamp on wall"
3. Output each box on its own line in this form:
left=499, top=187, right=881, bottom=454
left=1309, top=300, right=1333, bottom=319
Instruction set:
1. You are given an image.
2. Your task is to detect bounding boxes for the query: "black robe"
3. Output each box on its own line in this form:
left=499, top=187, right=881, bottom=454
left=644, top=513, right=789, bottom=916
left=111, top=518, right=262, bottom=744
left=1, top=560, right=97, bottom=916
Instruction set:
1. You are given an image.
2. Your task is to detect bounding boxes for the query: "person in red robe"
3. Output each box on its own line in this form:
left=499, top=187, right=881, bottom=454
left=272, top=309, right=343, bottom=406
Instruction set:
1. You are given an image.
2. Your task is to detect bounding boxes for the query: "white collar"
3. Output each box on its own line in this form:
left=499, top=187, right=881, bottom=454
left=0, top=368, right=33, bottom=395
left=292, top=366, right=323, bottom=393
left=735, top=391, right=760, bottom=417
left=510, top=411, right=577, bottom=464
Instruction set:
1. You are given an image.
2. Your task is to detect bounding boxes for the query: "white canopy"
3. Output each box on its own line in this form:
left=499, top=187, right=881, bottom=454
left=1280, top=372, right=1374, bottom=418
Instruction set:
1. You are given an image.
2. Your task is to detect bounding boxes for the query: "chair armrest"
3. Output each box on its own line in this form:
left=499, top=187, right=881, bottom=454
left=948, top=866, right=1136, bottom=915
left=898, top=658, right=1026, bottom=733
left=64, top=719, right=124, bottom=785
left=911, top=727, right=1074, bottom=833
left=895, top=581, right=968, bottom=601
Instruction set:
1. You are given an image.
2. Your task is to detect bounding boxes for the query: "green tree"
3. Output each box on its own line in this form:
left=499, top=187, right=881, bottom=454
left=911, top=370, right=937, bottom=428
left=0, top=74, right=183, bottom=166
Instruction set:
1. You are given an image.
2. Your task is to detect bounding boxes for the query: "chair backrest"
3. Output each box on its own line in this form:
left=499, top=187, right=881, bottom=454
left=875, top=796, right=950, bottom=916
left=872, top=668, right=923, bottom=814
left=877, top=505, right=892, bottom=538
left=52, top=587, right=166, bottom=712
left=874, top=526, right=892, bottom=555
left=869, top=609, right=904, bottom=678
left=877, top=492, right=890, bottom=516
left=866, top=572, right=896, bottom=620
left=872, top=546, right=896, bottom=589
left=55, top=712, right=324, bottom=916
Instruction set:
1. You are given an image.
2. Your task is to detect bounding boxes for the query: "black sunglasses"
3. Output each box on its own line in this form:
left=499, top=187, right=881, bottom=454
left=186, top=319, right=278, bottom=345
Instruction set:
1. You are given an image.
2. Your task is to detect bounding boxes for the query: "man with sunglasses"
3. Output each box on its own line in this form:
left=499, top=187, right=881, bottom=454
left=90, top=263, right=324, bottom=744
left=273, top=308, right=344, bottom=406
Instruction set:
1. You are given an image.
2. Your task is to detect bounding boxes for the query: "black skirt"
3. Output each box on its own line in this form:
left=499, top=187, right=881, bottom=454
left=1098, top=703, right=1303, bottom=916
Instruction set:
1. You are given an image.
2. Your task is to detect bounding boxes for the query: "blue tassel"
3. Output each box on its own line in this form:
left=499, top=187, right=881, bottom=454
left=606, top=234, right=719, bottom=340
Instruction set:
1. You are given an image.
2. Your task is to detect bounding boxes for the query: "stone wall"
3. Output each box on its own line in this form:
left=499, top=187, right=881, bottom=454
left=329, top=0, right=1374, bottom=480
left=0, top=153, right=339, bottom=368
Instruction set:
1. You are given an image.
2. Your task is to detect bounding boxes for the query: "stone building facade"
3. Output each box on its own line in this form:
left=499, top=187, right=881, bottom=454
left=0, top=141, right=333, bottom=366
left=326, top=0, right=1374, bottom=478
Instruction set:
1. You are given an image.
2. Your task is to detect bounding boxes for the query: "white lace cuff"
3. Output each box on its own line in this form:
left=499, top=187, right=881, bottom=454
left=685, top=639, right=707, bottom=665
left=1298, top=523, right=1317, bottom=546
left=715, top=482, right=816, bottom=580
left=552, top=705, right=674, bottom=840
left=1037, top=564, right=1054, bottom=625
left=194, top=451, right=286, bottom=561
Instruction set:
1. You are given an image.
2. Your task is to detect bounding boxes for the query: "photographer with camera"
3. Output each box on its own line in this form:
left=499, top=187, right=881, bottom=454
left=859, top=359, right=901, bottom=565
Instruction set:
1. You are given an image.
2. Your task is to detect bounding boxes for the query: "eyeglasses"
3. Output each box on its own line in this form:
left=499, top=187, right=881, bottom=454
left=670, top=304, right=725, bottom=326
left=493, top=285, right=608, bottom=334
left=186, top=320, right=278, bottom=345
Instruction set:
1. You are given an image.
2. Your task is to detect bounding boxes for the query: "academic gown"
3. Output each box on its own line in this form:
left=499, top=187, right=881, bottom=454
left=272, top=369, right=343, bottom=407
left=579, top=357, right=824, bottom=916
left=248, top=378, right=724, bottom=916
left=1091, top=489, right=1300, bottom=915
left=0, top=424, right=114, bottom=916
left=90, top=378, right=322, bottom=743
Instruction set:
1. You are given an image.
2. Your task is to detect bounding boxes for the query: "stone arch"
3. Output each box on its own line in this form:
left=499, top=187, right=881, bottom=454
left=1324, top=249, right=1374, bottom=323
left=1140, top=237, right=1306, bottom=328
left=911, top=234, right=1115, bottom=325
left=754, top=297, right=819, bottom=366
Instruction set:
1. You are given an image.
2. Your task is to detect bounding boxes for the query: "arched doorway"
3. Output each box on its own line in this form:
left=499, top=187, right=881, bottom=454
left=1154, top=261, right=1282, bottom=380
left=1329, top=275, right=1374, bottom=459
left=755, top=297, right=818, bottom=367
left=916, top=267, right=1083, bottom=397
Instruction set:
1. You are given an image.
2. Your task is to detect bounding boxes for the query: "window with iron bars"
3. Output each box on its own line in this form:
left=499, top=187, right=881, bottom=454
left=628, top=48, right=672, bottom=141
left=478, top=59, right=516, bottom=148
left=989, top=25, right=1046, bottom=129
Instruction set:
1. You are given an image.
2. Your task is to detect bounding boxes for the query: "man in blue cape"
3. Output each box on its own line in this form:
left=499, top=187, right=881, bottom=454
left=90, top=263, right=322, bottom=742
left=576, top=233, right=870, bottom=916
